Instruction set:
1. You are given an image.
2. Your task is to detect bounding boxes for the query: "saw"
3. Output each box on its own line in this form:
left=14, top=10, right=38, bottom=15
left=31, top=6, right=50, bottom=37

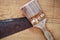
left=0, top=17, right=32, bottom=38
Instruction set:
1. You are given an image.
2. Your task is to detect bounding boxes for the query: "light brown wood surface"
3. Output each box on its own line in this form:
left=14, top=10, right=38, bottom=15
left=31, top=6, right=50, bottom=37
left=0, top=0, right=60, bottom=40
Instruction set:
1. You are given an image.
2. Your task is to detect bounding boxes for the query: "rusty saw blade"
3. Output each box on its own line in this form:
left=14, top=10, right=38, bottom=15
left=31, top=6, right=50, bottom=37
left=0, top=17, right=32, bottom=39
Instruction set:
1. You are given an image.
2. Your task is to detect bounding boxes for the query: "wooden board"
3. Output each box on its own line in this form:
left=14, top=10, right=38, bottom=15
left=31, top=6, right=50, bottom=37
left=0, top=0, right=60, bottom=40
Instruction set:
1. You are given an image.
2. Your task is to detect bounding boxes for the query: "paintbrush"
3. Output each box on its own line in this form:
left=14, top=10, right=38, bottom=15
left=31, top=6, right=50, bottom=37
left=20, top=0, right=54, bottom=40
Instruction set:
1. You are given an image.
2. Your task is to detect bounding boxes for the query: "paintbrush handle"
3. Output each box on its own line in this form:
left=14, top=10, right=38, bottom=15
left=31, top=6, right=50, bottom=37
left=35, top=18, right=54, bottom=40
left=44, top=30, right=54, bottom=40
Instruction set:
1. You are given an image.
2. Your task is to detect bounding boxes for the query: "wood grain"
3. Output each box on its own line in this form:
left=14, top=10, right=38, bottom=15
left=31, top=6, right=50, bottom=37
left=0, top=0, right=29, bottom=20
left=0, top=0, right=60, bottom=40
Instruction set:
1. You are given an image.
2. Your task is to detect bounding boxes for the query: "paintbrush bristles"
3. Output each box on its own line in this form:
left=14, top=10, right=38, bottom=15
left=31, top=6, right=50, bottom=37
left=22, top=0, right=41, bottom=19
